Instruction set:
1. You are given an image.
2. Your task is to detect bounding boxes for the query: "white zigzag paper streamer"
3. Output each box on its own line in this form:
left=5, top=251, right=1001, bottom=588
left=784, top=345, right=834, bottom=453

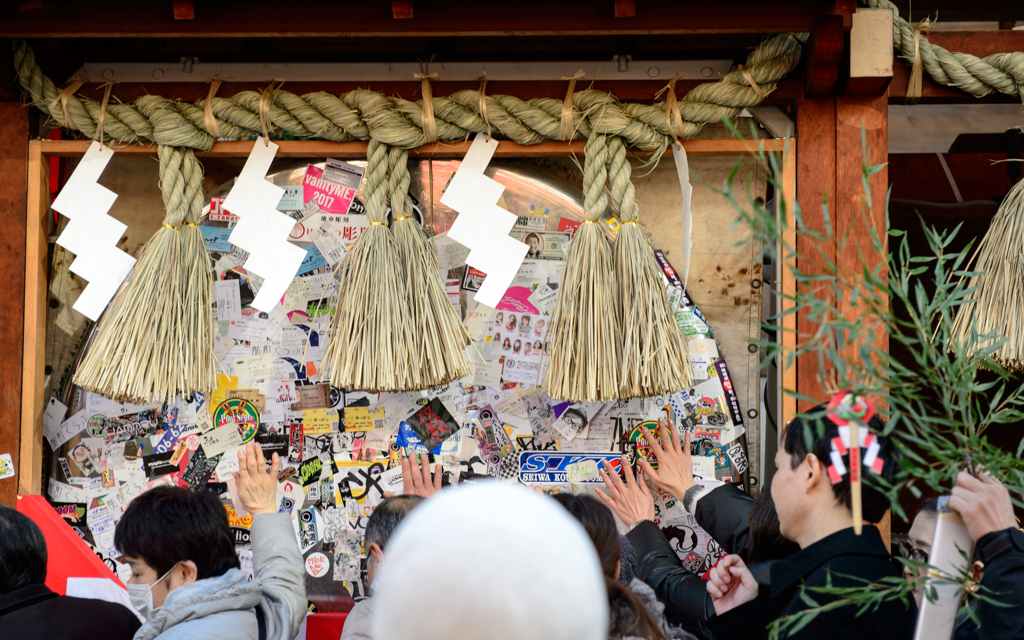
left=440, top=133, right=530, bottom=308
left=52, top=141, right=136, bottom=321
left=222, top=138, right=306, bottom=312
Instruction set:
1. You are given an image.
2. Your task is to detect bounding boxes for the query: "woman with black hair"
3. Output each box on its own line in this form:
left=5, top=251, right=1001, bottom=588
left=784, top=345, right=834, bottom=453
left=552, top=493, right=696, bottom=640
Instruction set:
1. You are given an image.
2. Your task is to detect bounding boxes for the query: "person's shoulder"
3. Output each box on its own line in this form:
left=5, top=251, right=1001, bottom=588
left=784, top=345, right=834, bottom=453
left=340, top=597, right=376, bottom=640
left=54, top=594, right=140, bottom=620
left=807, top=552, right=898, bottom=586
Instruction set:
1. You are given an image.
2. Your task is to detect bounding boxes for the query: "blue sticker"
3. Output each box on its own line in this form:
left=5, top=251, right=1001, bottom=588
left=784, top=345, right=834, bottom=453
left=518, top=452, right=622, bottom=484
left=296, top=244, right=329, bottom=276
left=199, top=226, right=234, bottom=252
left=395, top=421, right=441, bottom=455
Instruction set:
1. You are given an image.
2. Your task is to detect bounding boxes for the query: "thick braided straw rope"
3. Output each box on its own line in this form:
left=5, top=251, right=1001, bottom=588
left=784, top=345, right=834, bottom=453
left=74, top=146, right=214, bottom=403
left=12, top=35, right=801, bottom=151
left=866, top=0, right=1024, bottom=102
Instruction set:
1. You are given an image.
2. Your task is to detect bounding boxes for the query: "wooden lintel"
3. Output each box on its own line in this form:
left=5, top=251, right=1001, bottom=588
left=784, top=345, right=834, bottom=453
left=392, top=1, right=413, bottom=19
left=615, top=0, right=636, bottom=18
left=33, top=138, right=787, bottom=159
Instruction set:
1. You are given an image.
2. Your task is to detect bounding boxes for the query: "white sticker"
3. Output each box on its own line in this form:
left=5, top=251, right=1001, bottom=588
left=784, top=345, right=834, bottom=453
left=200, top=426, right=244, bottom=458
left=305, top=551, right=331, bottom=578
left=0, top=453, right=14, bottom=480
left=727, top=441, right=749, bottom=475
left=692, top=455, right=716, bottom=478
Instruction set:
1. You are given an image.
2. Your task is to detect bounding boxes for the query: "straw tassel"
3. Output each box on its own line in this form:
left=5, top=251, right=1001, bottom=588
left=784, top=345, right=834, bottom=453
left=387, top=146, right=471, bottom=388
left=952, top=175, right=1024, bottom=370
left=75, top=146, right=211, bottom=403
left=320, top=139, right=417, bottom=392
left=607, top=136, right=694, bottom=397
left=543, top=133, right=621, bottom=402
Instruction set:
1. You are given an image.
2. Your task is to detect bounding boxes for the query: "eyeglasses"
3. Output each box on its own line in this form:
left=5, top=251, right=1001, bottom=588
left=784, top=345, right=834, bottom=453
left=898, top=540, right=929, bottom=565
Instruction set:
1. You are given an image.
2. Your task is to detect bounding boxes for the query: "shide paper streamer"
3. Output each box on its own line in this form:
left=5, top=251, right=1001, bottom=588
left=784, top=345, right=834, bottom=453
left=52, top=141, right=135, bottom=321
left=223, top=137, right=307, bottom=312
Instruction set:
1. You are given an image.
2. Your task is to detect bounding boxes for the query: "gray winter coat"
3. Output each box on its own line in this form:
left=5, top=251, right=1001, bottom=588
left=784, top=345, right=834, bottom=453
left=134, top=512, right=306, bottom=640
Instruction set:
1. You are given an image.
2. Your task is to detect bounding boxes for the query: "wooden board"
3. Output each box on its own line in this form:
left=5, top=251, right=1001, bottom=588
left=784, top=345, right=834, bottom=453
left=34, top=138, right=787, bottom=159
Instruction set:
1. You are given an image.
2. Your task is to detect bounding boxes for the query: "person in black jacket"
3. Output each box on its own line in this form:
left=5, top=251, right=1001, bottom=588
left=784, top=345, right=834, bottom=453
left=948, top=469, right=1024, bottom=640
left=601, top=397, right=918, bottom=640
left=0, top=503, right=141, bottom=640
left=598, top=418, right=797, bottom=635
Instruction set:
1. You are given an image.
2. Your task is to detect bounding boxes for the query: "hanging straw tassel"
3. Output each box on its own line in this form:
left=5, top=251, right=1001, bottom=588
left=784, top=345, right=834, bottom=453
left=543, top=133, right=621, bottom=402
left=952, top=175, right=1024, bottom=370
left=387, top=146, right=471, bottom=387
left=75, top=146, right=204, bottom=404
left=607, top=136, right=693, bottom=397
left=177, top=151, right=217, bottom=398
left=320, top=139, right=417, bottom=392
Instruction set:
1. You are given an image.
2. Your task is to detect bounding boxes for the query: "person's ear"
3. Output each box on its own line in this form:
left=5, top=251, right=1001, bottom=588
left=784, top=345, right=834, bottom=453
left=369, top=542, right=384, bottom=565
left=804, top=453, right=825, bottom=493
left=180, top=560, right=199, bottom=586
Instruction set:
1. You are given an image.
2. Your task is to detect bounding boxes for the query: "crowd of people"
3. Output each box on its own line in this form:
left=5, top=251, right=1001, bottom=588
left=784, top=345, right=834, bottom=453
left=1, top=403, right=1021, bottom=640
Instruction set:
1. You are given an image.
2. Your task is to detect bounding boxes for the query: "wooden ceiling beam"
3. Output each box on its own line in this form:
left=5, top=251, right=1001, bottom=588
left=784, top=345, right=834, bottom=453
left=0, top=0, right=861, bottom=37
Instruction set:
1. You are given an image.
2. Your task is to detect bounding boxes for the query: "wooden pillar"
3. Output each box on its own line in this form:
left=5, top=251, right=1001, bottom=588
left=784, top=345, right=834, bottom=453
left=795, top=95, right=837, bottom=413
left=0, top=103, right=30, bottom=506
left=835, top=93, right=888, bottom=369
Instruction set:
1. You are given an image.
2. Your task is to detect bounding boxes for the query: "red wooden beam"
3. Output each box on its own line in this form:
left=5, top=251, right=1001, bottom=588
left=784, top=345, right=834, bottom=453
left=804, top=14, right=846, bottom=98
left=0, top=102, right=29, bottom=507
left=172, top=1, right=195, bottom=20
left=0, top=0, right=859, bottom=37
left=393, top=1, right=413, bottom=19
left=615, top=0, right=636, bottom=18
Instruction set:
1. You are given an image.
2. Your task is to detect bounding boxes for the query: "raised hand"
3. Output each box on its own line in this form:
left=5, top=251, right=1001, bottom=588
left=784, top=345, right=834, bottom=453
left=402, top=452, right=443, bottom=498
left=635, top=417, right=697, bottom=501
left=707, top=554, right=759, bottom=615
left=596, top=456, right=656, bottom=528
left=234, top=442, right=281, bottom=516
left=949, top=470, right=1018, bottom=542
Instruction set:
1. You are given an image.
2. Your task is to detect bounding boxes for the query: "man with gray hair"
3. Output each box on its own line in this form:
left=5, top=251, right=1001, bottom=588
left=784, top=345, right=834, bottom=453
left=340, top=495, right=424, bottom=640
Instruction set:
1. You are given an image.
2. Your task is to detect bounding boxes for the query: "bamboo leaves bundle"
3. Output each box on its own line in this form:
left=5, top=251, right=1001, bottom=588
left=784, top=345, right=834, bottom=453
left=543, top=133, right=621, bottom=402
left=952, top=176, right=1024, bottom=369
left=608, top=136, right=694, bottom=397
left=387, top=146, right=471, bottom=388
left=320, top=139, right=417, bottom=392
left=75, top=146, right=208, bottom=403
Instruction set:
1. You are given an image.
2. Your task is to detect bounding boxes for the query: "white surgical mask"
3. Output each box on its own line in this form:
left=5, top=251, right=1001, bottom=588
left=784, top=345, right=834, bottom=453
left=128, top=563, right=178, bottom=621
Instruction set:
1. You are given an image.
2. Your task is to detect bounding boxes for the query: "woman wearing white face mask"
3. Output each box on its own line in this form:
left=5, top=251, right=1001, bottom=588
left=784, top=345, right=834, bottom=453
left=115, top=442, right=306, bottom=640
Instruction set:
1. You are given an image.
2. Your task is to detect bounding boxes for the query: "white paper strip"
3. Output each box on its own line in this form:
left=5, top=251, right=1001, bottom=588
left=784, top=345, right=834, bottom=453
left=223, top=138, right=307, bottom=312
left=441, top=133, right=530, bottom=308
left=52, top=141, right=136, bottom=320
left=672, top=144, right=694, bottom=290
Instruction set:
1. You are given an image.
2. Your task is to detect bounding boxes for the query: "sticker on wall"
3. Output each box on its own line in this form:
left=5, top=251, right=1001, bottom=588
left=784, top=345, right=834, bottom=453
left=0, top=453, right=14, bottom=480
left=305, top=551, right=330, bottom=578
left=212, top=398, right=260, bottom=443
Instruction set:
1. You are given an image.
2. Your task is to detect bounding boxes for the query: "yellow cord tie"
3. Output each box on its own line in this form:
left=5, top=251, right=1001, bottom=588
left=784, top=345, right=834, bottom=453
left=370, top=221, right=388, bottom=226
left=163, top=224, right=180, bottom=231
left=393, top=215, right=414, bottom=222
left=621, top=220, right=639, bottom=225
left=582, top=220, right=599, bottom=224
left=183, top=222, right=199, bottom=227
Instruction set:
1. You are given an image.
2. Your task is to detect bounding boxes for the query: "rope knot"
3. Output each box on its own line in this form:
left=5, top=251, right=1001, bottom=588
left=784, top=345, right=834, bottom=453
left=477, top=70, right=492, bottom=140
left=50, top=74, right=87, bottom=131
left=414, top=72, right=439, bottom=144
left=560, top=69, right=585, bottom=141
left=655, top=74, right=685, bottom=146
left=259, top=79, right=284, bottom=144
